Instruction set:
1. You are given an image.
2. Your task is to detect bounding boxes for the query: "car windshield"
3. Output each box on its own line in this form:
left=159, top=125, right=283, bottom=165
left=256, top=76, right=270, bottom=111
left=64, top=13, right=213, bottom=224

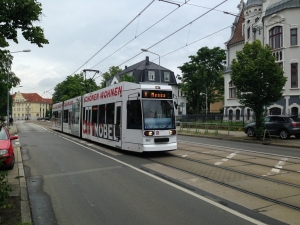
left=142, top=100, right=175, bottom=130
left=0, top=128, right=8, bottom=140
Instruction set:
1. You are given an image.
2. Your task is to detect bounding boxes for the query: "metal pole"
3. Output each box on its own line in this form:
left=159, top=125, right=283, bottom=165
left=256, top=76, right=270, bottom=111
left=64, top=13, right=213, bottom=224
left=206, top=87, right=207, bottom=121
left=141, top=49, right=161, bottom=83
left=7, top=73, right=9, bottom=126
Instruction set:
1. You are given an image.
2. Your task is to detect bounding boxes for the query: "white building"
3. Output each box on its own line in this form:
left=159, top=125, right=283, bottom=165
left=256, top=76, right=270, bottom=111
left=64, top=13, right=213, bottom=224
left=224, top=0, right=300, bottom=120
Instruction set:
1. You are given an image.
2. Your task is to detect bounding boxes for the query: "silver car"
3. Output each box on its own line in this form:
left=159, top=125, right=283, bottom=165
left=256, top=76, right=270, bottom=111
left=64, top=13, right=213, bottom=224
left=244, top=115, right=300, bottom=139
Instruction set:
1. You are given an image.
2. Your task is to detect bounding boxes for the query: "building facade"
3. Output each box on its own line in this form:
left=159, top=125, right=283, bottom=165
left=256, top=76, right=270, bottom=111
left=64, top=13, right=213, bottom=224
left=107, top=56, right=187, bottom=116
left=224, top=0, right=300, bottom=120
left=12, top=91, right=52, bottom=120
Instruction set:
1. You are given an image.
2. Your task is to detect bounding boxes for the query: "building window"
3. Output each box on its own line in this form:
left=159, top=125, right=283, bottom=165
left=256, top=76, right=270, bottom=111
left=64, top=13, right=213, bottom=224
left=164, top=72, right=170, bottom=82
left=269, top=26, right=282, bottom=49
left=291, top=63, right=298, bottom=88
left=148, top=71, right=155, bottom=81
left=291, top=107, right=298, bottom=116
left=278, top=62, right=283, bottom=69
left=269, top=107, right=281, bottom=115
left=291, top=28, right=297, bottom=46
left=247, top=27, right=250, bottom=39
left=229, top=81, right=236, bottom=98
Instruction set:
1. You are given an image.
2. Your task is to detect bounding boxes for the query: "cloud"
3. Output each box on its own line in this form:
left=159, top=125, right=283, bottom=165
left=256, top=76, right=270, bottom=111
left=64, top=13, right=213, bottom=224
left=8, top=0, right=238, bottom=97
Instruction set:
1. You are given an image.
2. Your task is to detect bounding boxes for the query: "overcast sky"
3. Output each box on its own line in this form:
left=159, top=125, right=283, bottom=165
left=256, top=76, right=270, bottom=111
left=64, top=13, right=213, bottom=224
left=7, top=0, right=240, bottom=98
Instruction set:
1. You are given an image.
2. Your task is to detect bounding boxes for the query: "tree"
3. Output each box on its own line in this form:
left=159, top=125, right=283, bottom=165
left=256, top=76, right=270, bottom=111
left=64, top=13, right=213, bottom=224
left=52, top=73, right=99, bottom=103
left=178, top=47, right=225, bottom=114
left=100, top=66, right=122, bottom=88
left=0, top=51, right=21, bottom=114
left=231, top=40, right=287, bottom=139
left=120, top=73, right=135, bottom=83
left=0, top=0, right=49, bottom=48
left=0, top=0, right=49, bottom=113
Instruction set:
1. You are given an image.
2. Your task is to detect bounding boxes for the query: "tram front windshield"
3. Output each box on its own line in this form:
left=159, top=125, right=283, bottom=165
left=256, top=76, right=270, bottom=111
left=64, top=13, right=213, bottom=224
left=143, top=100, right=175, bottom=130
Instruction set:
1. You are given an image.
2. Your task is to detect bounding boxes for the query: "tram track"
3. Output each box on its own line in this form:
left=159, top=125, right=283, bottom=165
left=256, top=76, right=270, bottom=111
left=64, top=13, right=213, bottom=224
left=147, top=148, right=300, bottom=212
left=176, top=145, right=300, bottom=178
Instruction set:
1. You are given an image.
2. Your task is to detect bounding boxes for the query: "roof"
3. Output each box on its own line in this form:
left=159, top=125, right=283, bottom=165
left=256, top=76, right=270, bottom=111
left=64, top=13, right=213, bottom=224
left=244, top=0, right=263, bottom=9
left=265, top=0, right=300, bottom=17
left=13, top=92, right=53, bottom=104
left=227, top=10, right=245, bottom=46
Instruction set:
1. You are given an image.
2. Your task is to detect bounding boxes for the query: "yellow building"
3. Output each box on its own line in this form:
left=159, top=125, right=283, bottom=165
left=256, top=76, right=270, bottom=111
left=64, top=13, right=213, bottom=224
left=12, top=91, right=52, bottom=120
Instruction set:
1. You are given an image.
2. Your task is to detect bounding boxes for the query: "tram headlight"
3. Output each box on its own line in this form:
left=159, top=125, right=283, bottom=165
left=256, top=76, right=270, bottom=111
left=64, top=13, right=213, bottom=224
left=169, top=130, right=176, bottom=135
left=144, top=131, right=154, bottom=136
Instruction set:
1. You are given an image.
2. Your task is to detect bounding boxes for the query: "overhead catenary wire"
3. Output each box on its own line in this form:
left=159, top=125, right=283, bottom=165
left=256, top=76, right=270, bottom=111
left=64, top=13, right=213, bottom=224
left=90, top=0, right=190, bottom=69
left=70, top=0, right=156, bottom=76
left=119, top=0, right=227, bottom=67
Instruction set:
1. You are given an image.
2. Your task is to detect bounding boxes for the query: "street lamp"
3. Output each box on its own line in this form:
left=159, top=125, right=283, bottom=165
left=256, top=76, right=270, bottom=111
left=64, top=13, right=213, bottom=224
left=10, top=49, right=31, bottom=53
left=141, top=49, right=161, bottom=83
left=7, top=50, right=31, bottom=125
left=200, top=88, right=207, bottom=121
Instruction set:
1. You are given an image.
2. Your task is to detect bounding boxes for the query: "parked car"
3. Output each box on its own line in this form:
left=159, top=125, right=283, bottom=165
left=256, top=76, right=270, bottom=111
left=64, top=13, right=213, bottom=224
left=176, top=120, right=181, bottom=126
left=0, top=126, right=18, bottom=169
left=244, top=115, right=300, bottom=139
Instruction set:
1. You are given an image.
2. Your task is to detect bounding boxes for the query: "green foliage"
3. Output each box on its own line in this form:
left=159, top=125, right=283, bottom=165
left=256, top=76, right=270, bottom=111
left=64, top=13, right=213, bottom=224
left=178, top=46, right=225, bottom=114
left=120, top=73, right=135, bottom=83
left=0, top=0, right=48, bottom=115
left=100, top=66, right=122, bottom=88
left=52, top=73, right=100, bottom=103
left=231, top=40, right=287, bottom=139
left=0, top=157, right=12, bottom=208
left=0, top=0, right=49, bottom=48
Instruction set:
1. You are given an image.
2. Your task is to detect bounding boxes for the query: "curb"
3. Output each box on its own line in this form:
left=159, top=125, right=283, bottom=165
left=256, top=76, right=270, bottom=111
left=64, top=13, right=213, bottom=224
left=17, top=146, right=32, bottom=224
left=9, top=125, right=32, bottom=224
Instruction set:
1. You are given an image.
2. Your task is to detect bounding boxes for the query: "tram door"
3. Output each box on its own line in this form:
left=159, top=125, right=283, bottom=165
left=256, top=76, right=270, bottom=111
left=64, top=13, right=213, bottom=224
left=85, top=107, right=92, bottom=136
left=115, top=102, right=122, bottom=148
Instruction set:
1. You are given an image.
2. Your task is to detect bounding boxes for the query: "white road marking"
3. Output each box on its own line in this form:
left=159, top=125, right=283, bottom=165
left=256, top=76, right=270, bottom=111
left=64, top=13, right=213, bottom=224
left=262, top=158, right=288, bottom=176
left=57, top=136, right=265, bottom=224
left=178, top=140, right=300, bottom=160
left=215, top=152, right=239, bottom=165
left=21, top=125, right=266, bottom=224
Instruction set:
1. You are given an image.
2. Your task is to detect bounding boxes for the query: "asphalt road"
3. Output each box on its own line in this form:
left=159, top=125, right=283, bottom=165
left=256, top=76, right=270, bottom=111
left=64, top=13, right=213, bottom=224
left=16, top=122, right=267, bottom=225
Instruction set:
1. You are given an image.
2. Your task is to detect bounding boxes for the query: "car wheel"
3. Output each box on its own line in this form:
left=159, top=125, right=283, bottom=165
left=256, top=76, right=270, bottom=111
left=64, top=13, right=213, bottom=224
left=7, top=155, right=15, bottom=170
left=279, top=129, right=290, bottom=139
left=247, top=128, right=255, bottom=137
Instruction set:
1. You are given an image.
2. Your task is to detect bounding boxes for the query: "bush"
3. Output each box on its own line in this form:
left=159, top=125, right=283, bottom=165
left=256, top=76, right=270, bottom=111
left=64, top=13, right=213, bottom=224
left=0, top=157, right=12, bottom=207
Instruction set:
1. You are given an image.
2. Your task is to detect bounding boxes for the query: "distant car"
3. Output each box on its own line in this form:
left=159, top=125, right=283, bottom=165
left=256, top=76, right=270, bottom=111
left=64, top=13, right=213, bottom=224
left=244, top=115, right=300, bottom=139
left=44, top=117, right=50, bottom=120
left=0, top=126, right=18, bottom=169
left=176, top=120, right=181, bottom=126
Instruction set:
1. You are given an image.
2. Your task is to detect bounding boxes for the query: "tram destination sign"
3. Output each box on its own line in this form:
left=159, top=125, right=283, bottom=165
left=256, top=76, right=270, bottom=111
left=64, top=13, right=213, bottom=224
left=142, top=90, right=172, bottom=99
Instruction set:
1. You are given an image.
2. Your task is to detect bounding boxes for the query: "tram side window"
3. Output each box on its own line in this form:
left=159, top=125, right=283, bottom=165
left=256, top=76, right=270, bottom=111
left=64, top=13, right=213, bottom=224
left=127, top=100, right=142, bottom=129
left=63, top=110, right=68, bottom=123
left=106, top=103, right=115, bottom=124
left=92, top=105, right=98, bottom=124
left=98, top=104, right=105, bottom=124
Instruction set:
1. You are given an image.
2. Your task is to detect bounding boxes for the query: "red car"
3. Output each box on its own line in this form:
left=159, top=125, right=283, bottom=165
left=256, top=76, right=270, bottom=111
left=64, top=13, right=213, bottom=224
left=0, top=126, right=18, bottom=170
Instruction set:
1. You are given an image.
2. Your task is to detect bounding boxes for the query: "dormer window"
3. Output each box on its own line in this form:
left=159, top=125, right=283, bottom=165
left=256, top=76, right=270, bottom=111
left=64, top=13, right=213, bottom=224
left=148, top=71, right=155, bottom=81
left=164, top=72, right=170, bottom=82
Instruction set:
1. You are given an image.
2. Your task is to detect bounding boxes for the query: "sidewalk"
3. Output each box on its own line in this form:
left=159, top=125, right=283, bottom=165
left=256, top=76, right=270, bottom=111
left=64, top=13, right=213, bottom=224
left=7, top=124, right=32, bottom=224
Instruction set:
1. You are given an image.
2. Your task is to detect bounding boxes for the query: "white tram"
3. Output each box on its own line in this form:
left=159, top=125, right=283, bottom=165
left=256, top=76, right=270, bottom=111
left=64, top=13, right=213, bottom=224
left=52, top=82, right=177, bottom=152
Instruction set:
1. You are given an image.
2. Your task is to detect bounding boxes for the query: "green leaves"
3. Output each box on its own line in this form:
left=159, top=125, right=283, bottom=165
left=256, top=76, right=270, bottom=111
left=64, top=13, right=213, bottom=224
left=231, top=40, right=287, bottom=139
left=52, top=73, right=100, bottom=103
left=0, top=0, right=49, bottom=48
left=178, top=47, right=226, bottom=114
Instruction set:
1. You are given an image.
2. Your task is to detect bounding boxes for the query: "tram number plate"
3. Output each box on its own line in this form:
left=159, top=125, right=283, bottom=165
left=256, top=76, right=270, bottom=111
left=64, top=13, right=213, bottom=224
left=155, top=130, right=169, bottom=136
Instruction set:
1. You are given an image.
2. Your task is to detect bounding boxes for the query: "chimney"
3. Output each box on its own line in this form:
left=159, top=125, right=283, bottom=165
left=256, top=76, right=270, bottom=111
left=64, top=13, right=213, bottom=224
left=125, top=65, right=127, bottom=69
left=146, top=56, right=149, bottom=66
